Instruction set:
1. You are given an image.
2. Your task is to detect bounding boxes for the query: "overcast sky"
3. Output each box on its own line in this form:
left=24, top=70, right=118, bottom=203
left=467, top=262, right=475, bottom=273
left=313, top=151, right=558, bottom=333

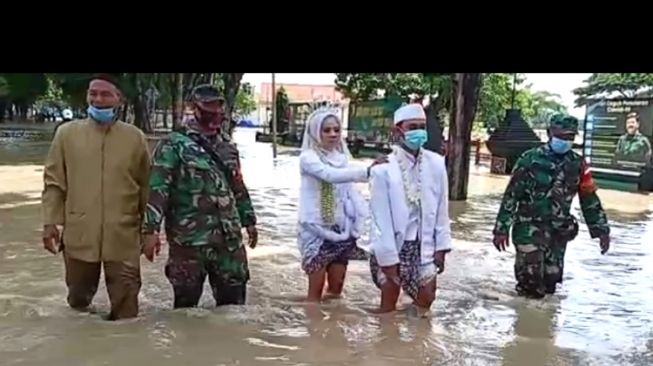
left=242, top=73, right=592, bottom=118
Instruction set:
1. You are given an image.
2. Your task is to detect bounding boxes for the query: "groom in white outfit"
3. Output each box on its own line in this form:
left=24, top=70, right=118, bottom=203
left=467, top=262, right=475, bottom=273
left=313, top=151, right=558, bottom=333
left=368, top=103, right=452, bottom=314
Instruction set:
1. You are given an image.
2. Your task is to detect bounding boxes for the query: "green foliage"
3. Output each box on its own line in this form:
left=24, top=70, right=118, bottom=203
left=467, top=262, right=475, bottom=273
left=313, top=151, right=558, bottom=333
left=526, top=90, right=568, bottom=128
left=0, top=76, right=8, bottom=98
left=35, top=76, right=66, bottom=110
left=573, top=73, right=653, bottom=106
left=1, top=73, right=48, bottom=103
left=336, top=73, right=568, bottom=131
left=50, top=73, right=95, bottom=107
left=335, top=73, right=449, bottom=102
left=234, top=82, right=256, bottom=117
left=335, top=73, right=386, bottom=101
left=476, top=74, right=518, bottom=128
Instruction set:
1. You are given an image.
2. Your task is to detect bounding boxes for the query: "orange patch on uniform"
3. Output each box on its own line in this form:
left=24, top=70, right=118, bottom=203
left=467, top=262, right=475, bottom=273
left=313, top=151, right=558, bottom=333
left=232, top=168, right=244, bottom=184
left=579, top=160, right=597, bottom=195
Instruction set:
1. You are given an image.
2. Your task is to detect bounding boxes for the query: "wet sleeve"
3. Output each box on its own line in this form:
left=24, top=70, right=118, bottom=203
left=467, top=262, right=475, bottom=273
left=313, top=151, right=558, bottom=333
left=578, top=160, right=610, bottom=238
left=615, top=137, right=625, bottom=154
left=369, top=168, right=399, bottom=267
left=612, top=138, right=623, bottom=164
left=434, top=157, right=452, bottom=252
left=492, top=155, right=529, bottom=236
left=348, top=188, right=368, bottom=239
left=228, top=148, right=257, bottom=227
left=300, top=151, right=368, bottom=184
left=643, top=138, right=652, bottom=164
left=303, top=222, right=350, bottom=242
left=143, top=138, right=178, bottom=234
left=41, top=128, right=67, bottom=225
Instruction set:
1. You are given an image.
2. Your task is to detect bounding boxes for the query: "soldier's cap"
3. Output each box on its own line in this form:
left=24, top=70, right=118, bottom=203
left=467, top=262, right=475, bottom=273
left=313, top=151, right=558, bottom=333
left=549, top=113, right=578, bottom=133
left=190, top=84, right=225, bottom=113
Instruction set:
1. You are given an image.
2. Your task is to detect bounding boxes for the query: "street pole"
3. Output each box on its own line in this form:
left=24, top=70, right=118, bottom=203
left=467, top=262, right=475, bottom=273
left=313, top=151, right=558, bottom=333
left=271, top=73, right=278, bottom=158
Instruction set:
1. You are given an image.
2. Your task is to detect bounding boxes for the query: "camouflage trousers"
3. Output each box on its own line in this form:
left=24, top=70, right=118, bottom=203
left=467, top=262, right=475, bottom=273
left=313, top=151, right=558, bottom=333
left=165, top=244, right=250, bottom=308
left=514, top=239, right=568, bottom=299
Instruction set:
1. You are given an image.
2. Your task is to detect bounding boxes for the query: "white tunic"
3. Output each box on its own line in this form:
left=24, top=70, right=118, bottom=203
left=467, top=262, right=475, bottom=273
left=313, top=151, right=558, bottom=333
left=297, top=149, right=369, bottom=262
left=395, top=148, right=422, bottom=241
left=368, top=148, right=452, bottom=267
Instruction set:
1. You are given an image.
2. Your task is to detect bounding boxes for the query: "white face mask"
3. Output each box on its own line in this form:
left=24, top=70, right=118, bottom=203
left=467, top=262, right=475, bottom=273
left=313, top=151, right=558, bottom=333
left=550, top=136, right=572, bottom=154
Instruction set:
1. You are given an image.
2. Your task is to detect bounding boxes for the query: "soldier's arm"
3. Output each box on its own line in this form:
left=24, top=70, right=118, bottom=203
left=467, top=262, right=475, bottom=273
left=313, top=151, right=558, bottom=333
left=492, top=154, right=530, bottom=236
left=615, top=137, right=625, bottom=153
left=642, top=137, right=652, bottom=164
left=228, top=148, right=257, bottom=227
left=42, top=128, right=67, bottom=225
left=578, top=160, right=610, bottom=238
left=216, top=141, right=257, bottom=227
left=142, top=138, right=179, bottom=234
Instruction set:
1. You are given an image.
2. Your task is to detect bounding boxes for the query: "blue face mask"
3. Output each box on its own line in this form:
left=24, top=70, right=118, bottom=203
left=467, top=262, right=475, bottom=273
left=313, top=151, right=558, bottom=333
left=550, top=136, right=573, bottom=154
left=87, top=105, right=116, bottom=123
left=404, top=129, right=428, bottom=150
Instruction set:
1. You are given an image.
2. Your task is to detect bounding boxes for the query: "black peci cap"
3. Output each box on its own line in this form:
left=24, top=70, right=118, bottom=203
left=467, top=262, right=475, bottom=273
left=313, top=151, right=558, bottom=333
left=90, top=73, right=122, bottom=92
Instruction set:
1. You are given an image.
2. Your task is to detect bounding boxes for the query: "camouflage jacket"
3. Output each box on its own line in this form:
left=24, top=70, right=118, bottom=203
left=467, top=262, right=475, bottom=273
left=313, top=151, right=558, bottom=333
left=614, top=132, right=652, bottom=165
left=493, top=144, right=610, bottom=244
left=143, top=123, right=256, bottom=249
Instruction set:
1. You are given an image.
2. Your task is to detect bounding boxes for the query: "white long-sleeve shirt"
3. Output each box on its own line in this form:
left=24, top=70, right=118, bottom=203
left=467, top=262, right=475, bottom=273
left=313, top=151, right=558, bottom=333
left=369, top=149, right=452, bottom=267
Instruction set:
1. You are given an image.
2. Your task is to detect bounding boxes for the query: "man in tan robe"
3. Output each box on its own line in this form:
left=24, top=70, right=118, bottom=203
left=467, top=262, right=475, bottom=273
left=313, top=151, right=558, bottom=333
left=41, top=74, right=150, bottom=320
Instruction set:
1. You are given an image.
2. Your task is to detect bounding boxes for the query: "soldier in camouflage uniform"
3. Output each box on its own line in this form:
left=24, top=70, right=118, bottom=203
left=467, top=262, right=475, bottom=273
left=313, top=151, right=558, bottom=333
left=142, top=84, right=258, bottom=308
left=614, top=112, right=652, bottom=166
left=493, top=114, right=611, bottom=299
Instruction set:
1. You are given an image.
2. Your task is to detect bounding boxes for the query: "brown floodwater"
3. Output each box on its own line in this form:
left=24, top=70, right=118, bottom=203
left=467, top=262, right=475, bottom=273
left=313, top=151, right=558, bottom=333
left=1, top=127, right=652, bottom=366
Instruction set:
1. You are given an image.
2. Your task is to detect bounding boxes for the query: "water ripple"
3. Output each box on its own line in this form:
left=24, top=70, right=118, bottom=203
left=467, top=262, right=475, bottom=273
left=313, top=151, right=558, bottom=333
left=1, top=128, right=652, bottom=365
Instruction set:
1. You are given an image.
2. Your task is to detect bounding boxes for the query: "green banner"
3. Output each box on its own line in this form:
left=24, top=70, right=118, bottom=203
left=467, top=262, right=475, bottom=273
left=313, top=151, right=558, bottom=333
left=348, top=98, right=403, bottom=142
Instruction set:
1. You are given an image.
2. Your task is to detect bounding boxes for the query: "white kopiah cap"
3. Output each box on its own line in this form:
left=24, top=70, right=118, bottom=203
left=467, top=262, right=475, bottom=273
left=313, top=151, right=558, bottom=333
left=393, top=103, right=426, bottom=125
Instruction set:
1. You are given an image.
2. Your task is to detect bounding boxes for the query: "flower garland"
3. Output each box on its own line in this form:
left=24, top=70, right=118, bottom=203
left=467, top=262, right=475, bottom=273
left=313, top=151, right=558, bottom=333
left=320, top=180, right=336, bottom=224
left=311, top=148, right=338, bottom=225
left=394, top=146, right=422, bottom=207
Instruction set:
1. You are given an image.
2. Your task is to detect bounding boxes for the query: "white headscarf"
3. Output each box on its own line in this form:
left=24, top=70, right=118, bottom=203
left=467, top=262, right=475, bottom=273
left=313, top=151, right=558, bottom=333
left=301, top=108, right=352, bottom=168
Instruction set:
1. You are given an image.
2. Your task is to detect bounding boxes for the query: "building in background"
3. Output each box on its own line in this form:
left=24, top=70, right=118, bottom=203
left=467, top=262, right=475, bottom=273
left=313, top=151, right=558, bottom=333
left=252, top=83, right=348, bottom=128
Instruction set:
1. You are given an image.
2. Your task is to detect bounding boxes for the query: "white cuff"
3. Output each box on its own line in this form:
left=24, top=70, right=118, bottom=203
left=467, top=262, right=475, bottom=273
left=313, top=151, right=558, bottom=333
left=375, top=251, right=400, bottom=267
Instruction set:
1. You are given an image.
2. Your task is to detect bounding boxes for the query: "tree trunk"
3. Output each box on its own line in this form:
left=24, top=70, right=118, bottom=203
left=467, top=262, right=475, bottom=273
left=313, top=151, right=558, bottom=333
left=133, top=97, right=150, bottom=133
left=128, top=74, right=151, bottom=133
left=447, top=73, right=482, bottom=201
left=16, top=103, right=29, bottom=120
left=172, top=73, right=184, bottom=130
left=8, top=102, right=15, bottom=121
left=121, top=104, right=129, bottom=121
left=183, top=73, right=199, bottom=101
left=425, top=95, right=444, bottom=154
left=221, top=73, right=244, bottom=135
left=0, top=99, right=6, bottom=122
left=162, top=109, right=168, bottom=129
left=199, top=73, right=212, bottom=85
